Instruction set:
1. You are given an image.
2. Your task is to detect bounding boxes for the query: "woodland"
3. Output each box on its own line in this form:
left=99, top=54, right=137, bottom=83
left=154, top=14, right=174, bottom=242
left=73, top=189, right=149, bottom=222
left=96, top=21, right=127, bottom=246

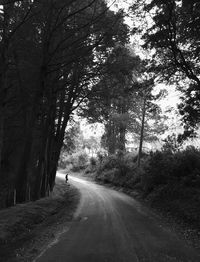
left=1, top=0, right=200, bottom=215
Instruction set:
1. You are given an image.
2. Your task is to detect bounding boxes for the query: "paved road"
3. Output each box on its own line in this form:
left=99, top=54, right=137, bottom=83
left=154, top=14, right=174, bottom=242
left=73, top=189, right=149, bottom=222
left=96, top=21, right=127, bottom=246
left=35, top=173, right=200, bottom=262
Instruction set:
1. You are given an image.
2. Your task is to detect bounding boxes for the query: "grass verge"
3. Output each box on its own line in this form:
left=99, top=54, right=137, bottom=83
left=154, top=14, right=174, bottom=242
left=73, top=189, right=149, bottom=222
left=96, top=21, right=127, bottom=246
left=0, top=176, right=80, bottom=262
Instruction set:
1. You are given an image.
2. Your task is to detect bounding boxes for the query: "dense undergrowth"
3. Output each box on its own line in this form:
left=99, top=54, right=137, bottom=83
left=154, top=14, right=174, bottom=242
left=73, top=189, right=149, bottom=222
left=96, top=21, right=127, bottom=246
left=83, top=147, right=200, bottom=228
left=59, top=151, right=89, bottom=172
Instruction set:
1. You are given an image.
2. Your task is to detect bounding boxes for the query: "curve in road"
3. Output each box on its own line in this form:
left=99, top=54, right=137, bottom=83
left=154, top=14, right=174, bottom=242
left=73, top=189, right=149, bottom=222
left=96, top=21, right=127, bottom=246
left=35, top=173, right=200, bottom=262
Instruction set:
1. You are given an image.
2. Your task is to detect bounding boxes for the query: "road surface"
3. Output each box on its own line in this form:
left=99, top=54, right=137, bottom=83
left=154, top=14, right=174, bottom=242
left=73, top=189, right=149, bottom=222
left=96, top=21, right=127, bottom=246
left=35, top=173, right=200, bottom=262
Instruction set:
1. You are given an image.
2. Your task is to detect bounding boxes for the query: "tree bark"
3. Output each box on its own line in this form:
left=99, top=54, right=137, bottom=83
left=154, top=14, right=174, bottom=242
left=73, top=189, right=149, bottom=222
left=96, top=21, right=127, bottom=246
left=0, top=111, right=4, bottom=171
left=137, top=96, right=146, bottom=167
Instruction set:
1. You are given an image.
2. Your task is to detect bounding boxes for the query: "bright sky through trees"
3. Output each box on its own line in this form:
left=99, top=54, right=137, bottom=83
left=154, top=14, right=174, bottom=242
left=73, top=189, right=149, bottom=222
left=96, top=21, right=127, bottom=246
left=80, top=0, right=182, bottom=148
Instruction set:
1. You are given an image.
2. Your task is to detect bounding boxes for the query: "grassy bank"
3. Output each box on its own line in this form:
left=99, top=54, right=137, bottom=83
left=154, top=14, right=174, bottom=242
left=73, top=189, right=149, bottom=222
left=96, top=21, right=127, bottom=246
left=0, top=176, right=80, bottom=262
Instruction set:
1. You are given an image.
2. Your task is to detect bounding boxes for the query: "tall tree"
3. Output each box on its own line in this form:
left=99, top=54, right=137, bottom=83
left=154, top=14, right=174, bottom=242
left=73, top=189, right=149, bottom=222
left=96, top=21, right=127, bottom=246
left=0, top=0, right=130, bottom=207
left=130, top=0, right=200, bottom=137
left=80, top=45, right=141, bottom=154
left=129, top=79, right=167, bottom=166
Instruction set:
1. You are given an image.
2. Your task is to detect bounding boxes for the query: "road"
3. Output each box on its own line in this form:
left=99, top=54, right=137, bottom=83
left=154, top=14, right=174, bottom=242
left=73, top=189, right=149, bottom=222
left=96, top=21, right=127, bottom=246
left=35, top=173, right=200, bottom=262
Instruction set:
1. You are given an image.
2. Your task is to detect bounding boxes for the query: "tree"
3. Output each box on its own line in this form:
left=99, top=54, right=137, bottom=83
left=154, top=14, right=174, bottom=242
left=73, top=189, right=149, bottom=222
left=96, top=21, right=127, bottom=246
left=82, top=136, right=101, bottom=157
left=0, top=0, right=41, bottom=205
left=162, top=133, right=182, bottom=153
left=62, top=122, right=83, bottom=155
left=130, top=0, right=200, bottom=137
left=0, top=0, right=130, bottom=207
left=129, top=79, right=167, bottom=167
left=80, top=45, right=141, bottom=154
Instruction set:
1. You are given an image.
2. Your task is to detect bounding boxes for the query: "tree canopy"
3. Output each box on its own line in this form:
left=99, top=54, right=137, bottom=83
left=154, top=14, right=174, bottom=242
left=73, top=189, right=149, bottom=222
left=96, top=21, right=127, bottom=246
left=79, top=45, right=142, bottom=154
left=0, top=0, right=130, bottom=207
left=130, top=0, right=200, bottom=137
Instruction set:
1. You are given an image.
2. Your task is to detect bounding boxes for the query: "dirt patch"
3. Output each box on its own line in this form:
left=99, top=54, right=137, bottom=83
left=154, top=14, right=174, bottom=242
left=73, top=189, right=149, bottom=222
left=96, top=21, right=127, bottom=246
left=0, top=176, right=80, bottom=262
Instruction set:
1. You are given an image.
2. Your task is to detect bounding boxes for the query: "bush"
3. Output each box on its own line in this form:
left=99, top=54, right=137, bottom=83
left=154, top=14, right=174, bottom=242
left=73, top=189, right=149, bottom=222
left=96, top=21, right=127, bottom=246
left=141, top=146, right=200, bottom=194
left=64, top=151, right=89, bottom=172
left=141, top=150, right=174, bottom=193
left=95, top=152, right=146, bottom=188
left=173, top=146, right=200, bottom=184
left=145, top=183, right=200, bottom=227
left=98, top=154, right=118, bottom=172
left=90, top=157, right=97, bottom=166
left=96, top=168, right=120, bottom=184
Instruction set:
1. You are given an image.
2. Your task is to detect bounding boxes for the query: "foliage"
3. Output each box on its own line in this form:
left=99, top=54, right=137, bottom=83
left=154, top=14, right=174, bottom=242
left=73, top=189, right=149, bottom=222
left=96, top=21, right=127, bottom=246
left=95, top=146, right=200, bottom=192
left=129, top=80, right=167, bottom=143
left=130, top=0, right=200, bottom=137
left=162, top=133, right=182, bottom=153
left=63, top=151, right=89, bottom=172
left=145, top=183, right=200, bottom=227
left=80, top=43, right=167, bottom=156
left=84, top=156, right=98, bottom=174
left=95, top=146, right=200, bottom=226
left=129, top=78, right=168, bottom=167
left=0, top=0, right=129, bottom=207
left=79, top=45, right=142, bottom=154
left=141, top=146, right=200, bottom=195
left=95, top=151, right=143, bottom=187
left=62, top=123, right=82, bottom=154
left=90, top=157, right=97, bottom=167
left=173, top=146, right=200, bottom=184
left=141, top=150, right=174, bottom=194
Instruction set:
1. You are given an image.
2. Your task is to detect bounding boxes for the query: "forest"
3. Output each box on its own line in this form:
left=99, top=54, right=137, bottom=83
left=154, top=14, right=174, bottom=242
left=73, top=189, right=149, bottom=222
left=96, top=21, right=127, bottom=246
left=0, top=0, right=130, bottom=206
left=0, top=0, right=200, bottom=229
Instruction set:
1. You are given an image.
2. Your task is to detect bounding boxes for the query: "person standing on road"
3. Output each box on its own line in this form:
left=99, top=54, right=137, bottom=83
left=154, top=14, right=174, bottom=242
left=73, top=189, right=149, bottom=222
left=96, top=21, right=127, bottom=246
left=65, top=174, right=68, bottom=183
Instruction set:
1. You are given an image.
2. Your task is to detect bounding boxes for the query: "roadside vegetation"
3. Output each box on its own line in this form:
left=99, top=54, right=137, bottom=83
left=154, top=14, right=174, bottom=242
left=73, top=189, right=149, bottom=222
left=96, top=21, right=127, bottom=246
left=0, top=175, right=80, bottom=262
left=85, top=146, right=200, bottom=229
left=62, top=140, right=200, bottom=231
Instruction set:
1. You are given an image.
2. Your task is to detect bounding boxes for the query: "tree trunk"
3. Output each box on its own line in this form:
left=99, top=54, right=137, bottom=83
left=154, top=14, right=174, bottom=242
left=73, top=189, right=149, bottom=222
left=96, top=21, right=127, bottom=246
left=0, top=111, right=4, bottom=171
left=34, top=135, right=49, bottom=200
left=119, top=124, right=126, bottom=151
left=107, top=120, right=116, bottom=155
left=16, top=132, right=33, bottom=203
left=48, top=104, right=72, bottom=190
left=137, top=96, right=146, bottom=167
left=0, top=4, right=8, bottom=175
left=15, top=64, right=47, bottom=202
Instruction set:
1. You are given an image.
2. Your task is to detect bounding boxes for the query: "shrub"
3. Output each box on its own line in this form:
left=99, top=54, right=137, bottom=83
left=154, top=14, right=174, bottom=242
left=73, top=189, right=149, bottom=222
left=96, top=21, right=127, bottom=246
left=173, top=146, right=200, bottom=183
left=97, top=154, right=118, bottom=174
left=141, top=150, right=174, bottom=193
left=96, top=168, right=119, bottom=184
left=162, top=133, right=182, bottom=153
left=95, top=152, right=146, bottom=188
left=68, top=151, right=88, bottom=172
left=141, top=146, right=200, bottom=195
left=90, top=157, right=97, bottom=166
left=145, top=183, right=200, bottom=227
left=77, top=153, right=88, bottom=167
